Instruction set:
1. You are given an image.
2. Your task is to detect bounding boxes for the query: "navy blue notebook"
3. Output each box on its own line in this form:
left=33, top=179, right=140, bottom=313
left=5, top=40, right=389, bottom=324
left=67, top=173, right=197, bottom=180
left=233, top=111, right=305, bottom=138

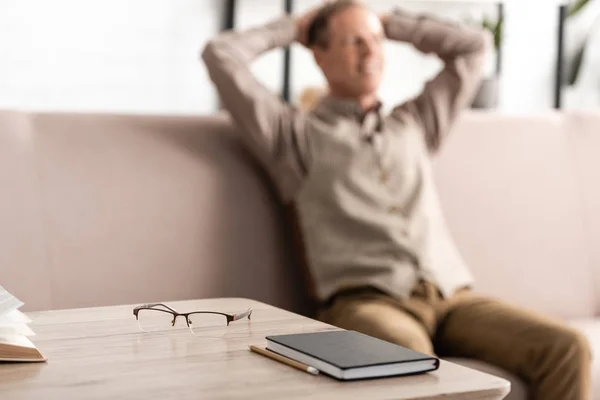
left=266, top=330, right=439, bottom=380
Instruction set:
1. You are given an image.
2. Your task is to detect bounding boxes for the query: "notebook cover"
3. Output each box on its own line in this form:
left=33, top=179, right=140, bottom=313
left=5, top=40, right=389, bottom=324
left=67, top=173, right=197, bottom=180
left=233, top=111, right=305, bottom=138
left=266, top=330, right=438, bottom=370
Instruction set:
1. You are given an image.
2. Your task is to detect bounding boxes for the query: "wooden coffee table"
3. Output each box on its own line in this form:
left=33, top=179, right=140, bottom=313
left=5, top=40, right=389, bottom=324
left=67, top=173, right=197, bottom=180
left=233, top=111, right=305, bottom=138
left=0, top=298, right=510, bottom=399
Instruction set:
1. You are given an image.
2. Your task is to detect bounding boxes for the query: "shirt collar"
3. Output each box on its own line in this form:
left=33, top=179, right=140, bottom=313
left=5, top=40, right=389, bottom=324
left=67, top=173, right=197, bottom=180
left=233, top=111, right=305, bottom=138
left=316, top=95, right=383, bottom=120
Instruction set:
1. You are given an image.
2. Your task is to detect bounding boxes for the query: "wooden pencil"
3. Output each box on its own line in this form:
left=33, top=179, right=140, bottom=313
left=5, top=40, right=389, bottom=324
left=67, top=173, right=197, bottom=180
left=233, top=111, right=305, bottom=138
left=249, top=345, right=319, bottom=376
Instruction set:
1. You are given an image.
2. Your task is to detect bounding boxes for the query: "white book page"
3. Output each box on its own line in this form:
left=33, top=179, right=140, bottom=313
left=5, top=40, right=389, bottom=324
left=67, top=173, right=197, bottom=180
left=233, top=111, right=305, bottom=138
left=0, top=334, right=35, bottom=348
left=0, top=324, right=35, bottom=337
left=0, top=310, right=31, bottom=325
left=0, top=286, right=23, bottom=316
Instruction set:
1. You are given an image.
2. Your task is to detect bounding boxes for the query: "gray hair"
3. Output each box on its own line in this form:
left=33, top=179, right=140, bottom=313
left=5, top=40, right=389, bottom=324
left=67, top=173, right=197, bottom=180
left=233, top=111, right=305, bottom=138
left=307, top=0, right=365, bottom=48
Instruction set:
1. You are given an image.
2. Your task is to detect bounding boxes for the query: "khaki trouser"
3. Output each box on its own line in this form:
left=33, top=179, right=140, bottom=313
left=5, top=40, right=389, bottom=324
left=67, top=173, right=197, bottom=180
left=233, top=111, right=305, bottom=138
left=318, top=282, right=591, bottom=400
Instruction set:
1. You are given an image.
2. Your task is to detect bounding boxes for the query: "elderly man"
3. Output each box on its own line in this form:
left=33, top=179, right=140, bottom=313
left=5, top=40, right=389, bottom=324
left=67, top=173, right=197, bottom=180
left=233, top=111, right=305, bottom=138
left=202, top=1, right=591, bottom=398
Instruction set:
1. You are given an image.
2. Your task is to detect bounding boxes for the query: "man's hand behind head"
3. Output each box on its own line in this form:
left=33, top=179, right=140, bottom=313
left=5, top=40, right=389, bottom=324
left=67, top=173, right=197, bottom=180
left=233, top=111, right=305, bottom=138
left=295, top=1, right=332, bottom=47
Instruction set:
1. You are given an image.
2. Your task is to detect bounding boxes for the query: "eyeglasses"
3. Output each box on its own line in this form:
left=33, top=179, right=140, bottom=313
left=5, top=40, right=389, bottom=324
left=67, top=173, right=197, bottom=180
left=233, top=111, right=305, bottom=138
left=133, top=303, right=252, bottom=337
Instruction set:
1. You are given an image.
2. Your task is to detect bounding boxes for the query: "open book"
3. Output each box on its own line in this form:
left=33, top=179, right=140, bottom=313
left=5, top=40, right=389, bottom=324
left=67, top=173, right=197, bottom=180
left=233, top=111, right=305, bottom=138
left=0, top=285, right=45, bottom=362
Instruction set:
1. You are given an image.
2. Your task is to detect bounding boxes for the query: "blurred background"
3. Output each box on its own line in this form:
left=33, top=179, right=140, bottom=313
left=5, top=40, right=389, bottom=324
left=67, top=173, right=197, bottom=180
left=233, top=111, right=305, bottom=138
left=0, top=0, right=598, bottom=114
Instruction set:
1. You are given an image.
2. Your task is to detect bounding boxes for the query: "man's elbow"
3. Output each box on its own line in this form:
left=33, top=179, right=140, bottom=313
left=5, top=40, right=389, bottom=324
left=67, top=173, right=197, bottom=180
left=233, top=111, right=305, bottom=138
left=200, top=39, right=218, bottom=66
left=463, top=29, right=494, bottom=75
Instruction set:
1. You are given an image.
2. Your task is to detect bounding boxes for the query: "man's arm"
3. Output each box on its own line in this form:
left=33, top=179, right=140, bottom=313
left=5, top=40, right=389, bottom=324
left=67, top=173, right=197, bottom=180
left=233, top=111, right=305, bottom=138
left=201, top=17, right=309, bottom=202
left=386, top=9, right=492, bottom=152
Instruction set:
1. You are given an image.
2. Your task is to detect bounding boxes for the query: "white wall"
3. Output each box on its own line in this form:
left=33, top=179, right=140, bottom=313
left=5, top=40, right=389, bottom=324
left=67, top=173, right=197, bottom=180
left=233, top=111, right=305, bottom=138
left=0, top=0, right=565, bottom=115
left=500, top=2, right=561, bottom=112
left=0, top=0, right=223, bottom=114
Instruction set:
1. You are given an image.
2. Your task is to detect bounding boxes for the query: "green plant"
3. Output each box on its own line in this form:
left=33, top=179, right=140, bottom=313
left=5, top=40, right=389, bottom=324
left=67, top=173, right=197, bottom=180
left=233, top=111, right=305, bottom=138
left=566, top=0, right=593, bottom=85
left=568, top=0, right=591, bottom=17
left=480, top=15, right=503, bottom=50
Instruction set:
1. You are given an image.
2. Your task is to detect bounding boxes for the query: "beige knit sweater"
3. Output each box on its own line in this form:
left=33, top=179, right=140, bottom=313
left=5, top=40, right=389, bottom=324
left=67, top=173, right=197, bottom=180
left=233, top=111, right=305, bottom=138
left=202, top=10, right=491, bottom=302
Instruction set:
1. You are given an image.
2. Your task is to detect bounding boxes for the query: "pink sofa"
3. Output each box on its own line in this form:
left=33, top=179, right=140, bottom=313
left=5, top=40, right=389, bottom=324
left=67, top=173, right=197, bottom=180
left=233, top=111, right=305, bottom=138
left=1, top=109, right=599, bottom=399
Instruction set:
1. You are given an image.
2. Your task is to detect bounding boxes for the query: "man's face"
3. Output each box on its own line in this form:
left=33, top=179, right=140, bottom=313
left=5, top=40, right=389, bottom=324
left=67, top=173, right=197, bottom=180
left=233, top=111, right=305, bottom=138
left=313, top=6, right=385, bottom=98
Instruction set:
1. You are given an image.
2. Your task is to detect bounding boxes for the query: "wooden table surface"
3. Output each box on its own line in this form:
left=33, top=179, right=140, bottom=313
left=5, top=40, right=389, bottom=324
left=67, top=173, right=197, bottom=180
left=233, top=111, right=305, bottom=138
left=0, top=298, right=510, bottom=400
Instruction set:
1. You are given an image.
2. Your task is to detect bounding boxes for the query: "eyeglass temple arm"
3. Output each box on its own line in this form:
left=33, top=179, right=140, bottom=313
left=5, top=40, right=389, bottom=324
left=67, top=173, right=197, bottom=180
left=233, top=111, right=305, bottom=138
left=232, top=308, right=252, bottom=321
left=134, top=303, right=178, bottom=313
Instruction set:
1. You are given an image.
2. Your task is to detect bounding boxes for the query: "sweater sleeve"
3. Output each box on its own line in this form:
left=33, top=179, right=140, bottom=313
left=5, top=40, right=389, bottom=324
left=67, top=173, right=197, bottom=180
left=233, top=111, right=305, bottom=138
left=201, top=16, right=310, bottom=202
left=387, top=9, right=492, bottom=152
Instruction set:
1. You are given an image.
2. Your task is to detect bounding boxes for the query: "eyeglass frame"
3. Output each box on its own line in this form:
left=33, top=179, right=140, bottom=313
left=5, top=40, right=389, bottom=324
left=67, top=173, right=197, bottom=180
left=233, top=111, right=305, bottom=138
left=133, top=303, right=252, bottom=333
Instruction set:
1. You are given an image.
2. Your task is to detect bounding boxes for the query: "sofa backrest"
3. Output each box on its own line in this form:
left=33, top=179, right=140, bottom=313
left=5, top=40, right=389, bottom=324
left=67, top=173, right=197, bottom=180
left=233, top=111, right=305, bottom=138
left=1, top=109, right=598, bottom=320
left=433, top=111, right=599, bottom=319
left=0, top=111, right=310, bottom=314
left=0, top=111, right=52, bottom=310
left=569, top=112, right=600, bottom=315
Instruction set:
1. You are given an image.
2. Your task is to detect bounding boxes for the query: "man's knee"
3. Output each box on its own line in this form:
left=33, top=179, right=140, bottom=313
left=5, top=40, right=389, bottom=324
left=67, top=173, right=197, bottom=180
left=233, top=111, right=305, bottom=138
left=553, top=327, right=591, bottom=364
left=539, top=324, right=591, bottom=370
